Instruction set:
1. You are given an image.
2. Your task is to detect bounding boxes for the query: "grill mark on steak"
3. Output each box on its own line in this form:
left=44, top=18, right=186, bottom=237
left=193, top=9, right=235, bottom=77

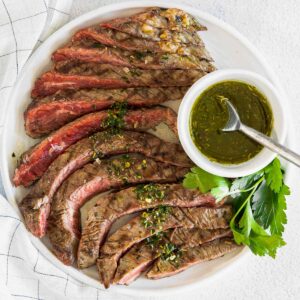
left=73, top=27, right=210, bottom=58
left=52, top=43, right=214, bottom=70
left=78, top=184, right=216, bottom=269
left=103, top=7, right=206, bottom=33
left=146, top=238, right=240, bottom=280
left=25, top=87, right=186, bottom=135
left=19, top=131, right=192, bottom=237
left=31, top=67, right=208, bottom=98
left=170, top=227, right=232, bottom=249
left=47, top=154, right=189, bottom=266
left=114, top=228, right=232, bottom=285
left=97, top=205, right=233, bottom=288
left=13, top=106, right=178, bottom=186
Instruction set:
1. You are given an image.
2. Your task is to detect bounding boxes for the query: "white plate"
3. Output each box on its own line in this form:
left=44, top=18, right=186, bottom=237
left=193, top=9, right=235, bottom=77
left=0, top=1, right=291, bottom=296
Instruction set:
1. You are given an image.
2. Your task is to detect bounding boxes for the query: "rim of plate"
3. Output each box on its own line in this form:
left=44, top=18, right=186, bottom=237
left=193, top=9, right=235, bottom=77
left=0, top=0, right=294, bottom=296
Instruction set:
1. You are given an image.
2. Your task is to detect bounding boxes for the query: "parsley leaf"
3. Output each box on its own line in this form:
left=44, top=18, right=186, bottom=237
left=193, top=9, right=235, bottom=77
left=183, top=167, right=230, bottom=196
left=264, top=158, right=283, bottom=193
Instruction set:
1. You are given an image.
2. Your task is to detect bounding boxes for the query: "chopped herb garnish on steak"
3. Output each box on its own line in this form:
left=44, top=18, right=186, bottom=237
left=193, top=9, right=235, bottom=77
left=134, top=51, right=147, bottom=60
left=161, top=54, right=169, bottom=61
left=135, top=183, right=166, bottom=203
left=141, top=205, right=171, bottom=232
left=160, top=242, right=182, bottom=264
left=102, top=101, right=128, bottom=134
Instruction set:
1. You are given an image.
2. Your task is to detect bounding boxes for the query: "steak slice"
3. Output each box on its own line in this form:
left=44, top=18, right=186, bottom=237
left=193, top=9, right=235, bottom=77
left=13, top=106, right=177, bottom=186
left=52, top=45, right=213, bottom=70
left=31, top=68, right=207, bottom=98
left=146, top=238, right=239, bottom=279
left=78, top=184, right=217, bottom=269
left=25, top=87, right=186, bottom=135
left=73, top=27, right=209, bottom=58
left=47, top=154, right=189, bottom=266
left=19, top=131, right=192, bottom=238
left=100, top=8, right=205, bottom=46
left=114, top=228, right=232, bottom=285
left=103, top=7, right=206, bottom=33
left=97, top=205, right=233, bottom=288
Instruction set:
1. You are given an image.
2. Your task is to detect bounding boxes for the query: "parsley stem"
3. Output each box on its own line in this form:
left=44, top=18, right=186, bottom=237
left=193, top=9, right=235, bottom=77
left=231, top=176, right=264, bottom=222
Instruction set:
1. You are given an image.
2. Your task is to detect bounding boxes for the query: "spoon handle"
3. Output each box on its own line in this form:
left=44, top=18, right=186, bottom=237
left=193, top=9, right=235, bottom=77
left=240, top=123, right=300, bottom=167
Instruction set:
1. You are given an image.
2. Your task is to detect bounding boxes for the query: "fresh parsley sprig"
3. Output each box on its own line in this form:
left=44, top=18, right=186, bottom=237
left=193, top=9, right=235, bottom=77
left=183, top=158, right=290, bottom=258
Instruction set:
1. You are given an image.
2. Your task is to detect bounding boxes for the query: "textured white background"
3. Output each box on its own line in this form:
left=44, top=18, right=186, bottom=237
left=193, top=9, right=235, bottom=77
left=1, top=0, right=300, bottom=299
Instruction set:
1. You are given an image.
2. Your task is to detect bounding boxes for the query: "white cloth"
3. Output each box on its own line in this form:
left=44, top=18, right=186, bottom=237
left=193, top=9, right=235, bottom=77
left=0, top=0, right=72, bottom=132
left=0, top=195, right=129, bottom=300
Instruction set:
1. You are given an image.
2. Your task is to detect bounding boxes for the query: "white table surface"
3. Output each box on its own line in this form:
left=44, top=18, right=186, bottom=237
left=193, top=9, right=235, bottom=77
left=1, top=0, right=300, bottom=299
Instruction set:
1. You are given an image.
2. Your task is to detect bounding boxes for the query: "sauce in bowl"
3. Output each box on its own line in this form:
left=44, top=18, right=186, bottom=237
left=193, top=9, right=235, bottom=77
left=189, top=80, right=273, bottom=164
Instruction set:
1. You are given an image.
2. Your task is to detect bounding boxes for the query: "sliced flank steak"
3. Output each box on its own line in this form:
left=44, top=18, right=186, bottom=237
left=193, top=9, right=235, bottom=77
left=147, top=238, right=239, bottom=280
left=25, top=87, right=186, bottom=135
left=114, top=228, right=232, bottom=285
left=78, top=184, right=216, bottom=269
left=97, top=205, right=233, bottom=288
left=102, top=7, right=206, bottom=33
left=47, top=154, right=189, bottom=266
left=52, top=43, right=213, bottom=70
left=101, top=9, right=205, bottom=46
left=14, top=106, right=178, bottom=186
left=73, top=27, right=209, bottom=58
left=19, top=131, right=192, bottom=238
left=31, top=68, right=207, bottom=98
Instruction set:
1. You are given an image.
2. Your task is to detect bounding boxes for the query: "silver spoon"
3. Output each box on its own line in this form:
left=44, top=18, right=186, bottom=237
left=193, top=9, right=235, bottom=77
left=222, top=98, right=300, bottom=167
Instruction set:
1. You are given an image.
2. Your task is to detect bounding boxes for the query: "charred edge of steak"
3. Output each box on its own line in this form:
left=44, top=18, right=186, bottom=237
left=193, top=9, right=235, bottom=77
left=19, top=132, right=192, bottom=238
left=47, top=154, right=189, bottom=266
left=146, top=238, right=240, bottom=280
left=77, top=183, right=216, bottom=269
left=13, top=106, right=178, bottom=186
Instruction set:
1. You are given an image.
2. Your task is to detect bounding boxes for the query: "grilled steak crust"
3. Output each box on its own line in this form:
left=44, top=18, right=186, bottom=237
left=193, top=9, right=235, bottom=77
left=25, top=87, right=186, bottom=135
left=78, top=184, right=216, bottom=269
left=13, top=106, right=178, bottom=186
left=101, top=8, right=205, bottom=46
left=31, top=68, right=208, bottom=98
left=47, top=154, right=189, bottom=266
left=114, top=228, right=232, bottom=285
left=73, top=27, right=209, bottom=57
left=19, top=131, right=192, bottom=237
left=104, top=7, right=206, bottom=33
left=146, top=238, right=239, bottom=279
left=97, top=205, right=233, bottom=288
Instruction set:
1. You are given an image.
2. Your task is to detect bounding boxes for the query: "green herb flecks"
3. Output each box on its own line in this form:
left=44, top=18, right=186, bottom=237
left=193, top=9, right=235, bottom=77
left=161, top=54, right=169, bottom=61
left=160, top=242, right=182, bottom=264
left=183, top=158, right=290, bottom=258
left=141, top=205, right=171, bottom=232
left=102, top=101, right=128, bottom=134
left=134, top=51, right=147, bottom=60
left=135, top=183, right=166, bottom=204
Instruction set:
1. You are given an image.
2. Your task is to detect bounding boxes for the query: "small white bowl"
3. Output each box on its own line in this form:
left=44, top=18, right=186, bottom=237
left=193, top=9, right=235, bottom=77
left=178, top=69, right=288, bottom=178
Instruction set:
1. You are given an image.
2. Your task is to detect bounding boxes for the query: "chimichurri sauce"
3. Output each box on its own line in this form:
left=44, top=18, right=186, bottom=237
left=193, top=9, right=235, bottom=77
left=190, top=80, right=273, bottom=164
